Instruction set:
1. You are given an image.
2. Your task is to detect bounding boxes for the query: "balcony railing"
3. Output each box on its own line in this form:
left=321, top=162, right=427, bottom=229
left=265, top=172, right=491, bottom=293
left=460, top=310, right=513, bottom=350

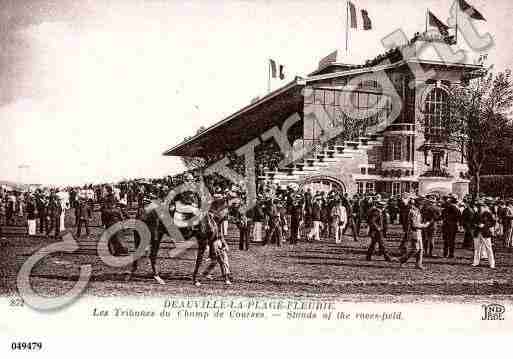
left=386, top=123, right=415, bottom=132
left=419, top=169, right=452, bottom=178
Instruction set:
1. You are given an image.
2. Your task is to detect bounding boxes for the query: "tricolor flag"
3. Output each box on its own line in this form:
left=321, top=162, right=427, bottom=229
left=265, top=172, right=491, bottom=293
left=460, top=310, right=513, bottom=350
left=269, top=59, right=285, bottom=80
left=458, top=0, right=486, bottom=21
left=348, top=2, right=357, bottom=28
left=361, top=9, right=372, bottom=30
left=428, top=10, right=450, bottom=37
left=318, top=50, right=338, bottom=69
left=347, top=2, right=373, bottom=30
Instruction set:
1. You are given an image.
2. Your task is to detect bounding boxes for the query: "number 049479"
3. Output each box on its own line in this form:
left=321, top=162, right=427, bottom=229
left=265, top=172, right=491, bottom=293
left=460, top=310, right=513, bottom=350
left=11, top=342, right=43, bottom=351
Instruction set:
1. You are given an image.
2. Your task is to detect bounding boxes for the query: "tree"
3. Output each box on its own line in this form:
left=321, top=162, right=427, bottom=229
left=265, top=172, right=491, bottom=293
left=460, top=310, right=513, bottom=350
left=445, top=68, right=513, bottom=196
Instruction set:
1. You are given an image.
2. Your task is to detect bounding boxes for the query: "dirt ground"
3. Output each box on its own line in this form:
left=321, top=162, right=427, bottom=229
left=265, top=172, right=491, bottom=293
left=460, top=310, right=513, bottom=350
left=1, top=215, right=513, bottom=303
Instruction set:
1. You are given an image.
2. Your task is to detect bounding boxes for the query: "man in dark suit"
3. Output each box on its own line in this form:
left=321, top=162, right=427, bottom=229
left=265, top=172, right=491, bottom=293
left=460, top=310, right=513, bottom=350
left=264, top=199, right=285, bottom=247
left=442, top=194, right=461, bottom=258
left=398, top=195, right=411, bottom=254
left=76, top=196, right=92, bottom=238
left=307, top=196, right=323, bottom=241
left=35, top=191, right=48, bottom=235
left=342, top=195, right=359, bottom=241
left=101, top=198, right=128, bottom=256
left=289, top=193, right=304, bottom=245
left=461, top=199, right=478, bottom=249
left=46, top=192, right=62, bottom=239
left=366, top=200, right=395, bottom=262
left=0, top=195, right=5, bottom=237
left=422, top=196, right=441, bottom=257
left=303, top=188, right=313, bottom=230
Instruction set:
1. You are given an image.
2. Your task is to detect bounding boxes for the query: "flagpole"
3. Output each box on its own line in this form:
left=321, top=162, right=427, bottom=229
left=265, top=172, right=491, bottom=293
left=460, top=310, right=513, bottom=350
left=455, top=2, right=458, bottom=44
left=425, top=8, right=428, bottom=34
left=345, top=1, right=349, bottom=53
left=267, top=59, right=271, bottom=93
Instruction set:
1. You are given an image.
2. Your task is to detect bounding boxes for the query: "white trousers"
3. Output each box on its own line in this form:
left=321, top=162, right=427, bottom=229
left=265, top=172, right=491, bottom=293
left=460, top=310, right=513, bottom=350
left=253, top=222, right=263, bottom=242
left=473, top=235, right=495, bottom=268
left=60, top=212, right=66, bottom=231
left=334, top=222, right=346, bottom=244
left=308, top=221, right=322, bottom=241
left=27, top=219, right=36, bottom=236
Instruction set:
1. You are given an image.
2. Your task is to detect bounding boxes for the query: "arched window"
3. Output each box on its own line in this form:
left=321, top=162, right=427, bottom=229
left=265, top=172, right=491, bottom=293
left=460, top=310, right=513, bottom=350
left=424, top=88, right=448, bottom=141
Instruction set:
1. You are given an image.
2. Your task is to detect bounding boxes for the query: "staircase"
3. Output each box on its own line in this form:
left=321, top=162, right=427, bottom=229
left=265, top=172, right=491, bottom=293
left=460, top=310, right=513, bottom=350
left=258, top=134, right=384, bottom=186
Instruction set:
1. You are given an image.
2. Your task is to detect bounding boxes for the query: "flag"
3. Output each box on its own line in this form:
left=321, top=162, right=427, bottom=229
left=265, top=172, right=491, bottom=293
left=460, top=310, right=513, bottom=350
left=269, top=59, right=285, bottom=80
left=428, top=10, right=449, bottom=37
left=348, top=2, right=357, bottom=28
left=318, top=50, right=338, bottom=69
left=361, top=9, right=372, bottom=30
left=458, top=0, right=486, bottom=21
left=347, top=2, right=372, bottom=31
left=269, top=59, right=277, bottom=78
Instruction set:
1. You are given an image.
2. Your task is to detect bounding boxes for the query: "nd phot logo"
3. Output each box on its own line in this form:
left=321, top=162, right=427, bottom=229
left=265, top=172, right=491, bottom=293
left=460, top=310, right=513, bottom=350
left=481, top=304, right=505, bottom=321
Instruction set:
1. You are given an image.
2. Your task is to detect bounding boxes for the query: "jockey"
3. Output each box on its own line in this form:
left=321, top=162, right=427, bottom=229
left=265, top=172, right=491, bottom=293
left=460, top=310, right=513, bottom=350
left=173, top=173, right=202, bottom=227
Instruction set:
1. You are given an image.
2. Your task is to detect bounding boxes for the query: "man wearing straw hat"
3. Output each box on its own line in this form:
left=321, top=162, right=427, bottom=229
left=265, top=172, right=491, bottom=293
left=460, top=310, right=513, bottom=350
left=472, top=199, right=496, bottom=269
left=399, top=196, right=434, bottom=270
left=366, top=199, right=395, bottom=262
left=331, top=196, right=347, bottom=244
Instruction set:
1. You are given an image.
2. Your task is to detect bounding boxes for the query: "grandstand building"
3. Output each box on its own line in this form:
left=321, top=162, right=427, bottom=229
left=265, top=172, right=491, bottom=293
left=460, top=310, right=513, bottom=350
left=164, top=33, right=483, bottom=198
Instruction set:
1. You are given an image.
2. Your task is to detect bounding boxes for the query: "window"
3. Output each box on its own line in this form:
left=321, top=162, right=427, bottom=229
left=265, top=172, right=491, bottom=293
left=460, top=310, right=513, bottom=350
left=365, top=182, right=375, bottom=194
left=368, top=94, right=378, bottom=108
left=307, top=87, right=393, bottom=142
left=357, top=182, right=364, bottom=194
left=314, top=89, right=324, bottom=104
left=325, top=90, right=335, bottom=106
left=360, top=167, right=367, bottom=175
left=406, top=136, right=411, bottom=161
left=393, top=139, right=402, bottom=161
left=392, top=182, right=401, bottom=196
left=359, top=93, right=369, bottom=108
left=385, top=137, right=403, bottom=161
left=424, top=88, right=448, bottom=140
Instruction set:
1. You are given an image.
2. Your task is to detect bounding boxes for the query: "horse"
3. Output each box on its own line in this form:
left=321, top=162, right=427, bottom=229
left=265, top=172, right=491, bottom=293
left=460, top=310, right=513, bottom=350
left=127, top=194, right=244, bottom=286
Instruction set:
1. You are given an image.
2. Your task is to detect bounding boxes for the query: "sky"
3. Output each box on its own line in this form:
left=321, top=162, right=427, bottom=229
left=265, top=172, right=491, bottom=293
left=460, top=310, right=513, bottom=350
left=0, top=0, right=511, bottom=186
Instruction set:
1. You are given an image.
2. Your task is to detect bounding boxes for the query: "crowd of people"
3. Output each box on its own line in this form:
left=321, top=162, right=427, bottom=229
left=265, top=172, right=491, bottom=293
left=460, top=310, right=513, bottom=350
left=2, top=171, right=513, bottom=272
left=244, top=185, right=511, bottom=269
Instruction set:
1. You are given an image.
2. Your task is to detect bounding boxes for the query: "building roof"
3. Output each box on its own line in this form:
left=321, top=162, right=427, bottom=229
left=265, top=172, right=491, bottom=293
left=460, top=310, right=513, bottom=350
left=163, top=79, right=304, bottom=157
left=164, top=48, right=483, bottom=158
